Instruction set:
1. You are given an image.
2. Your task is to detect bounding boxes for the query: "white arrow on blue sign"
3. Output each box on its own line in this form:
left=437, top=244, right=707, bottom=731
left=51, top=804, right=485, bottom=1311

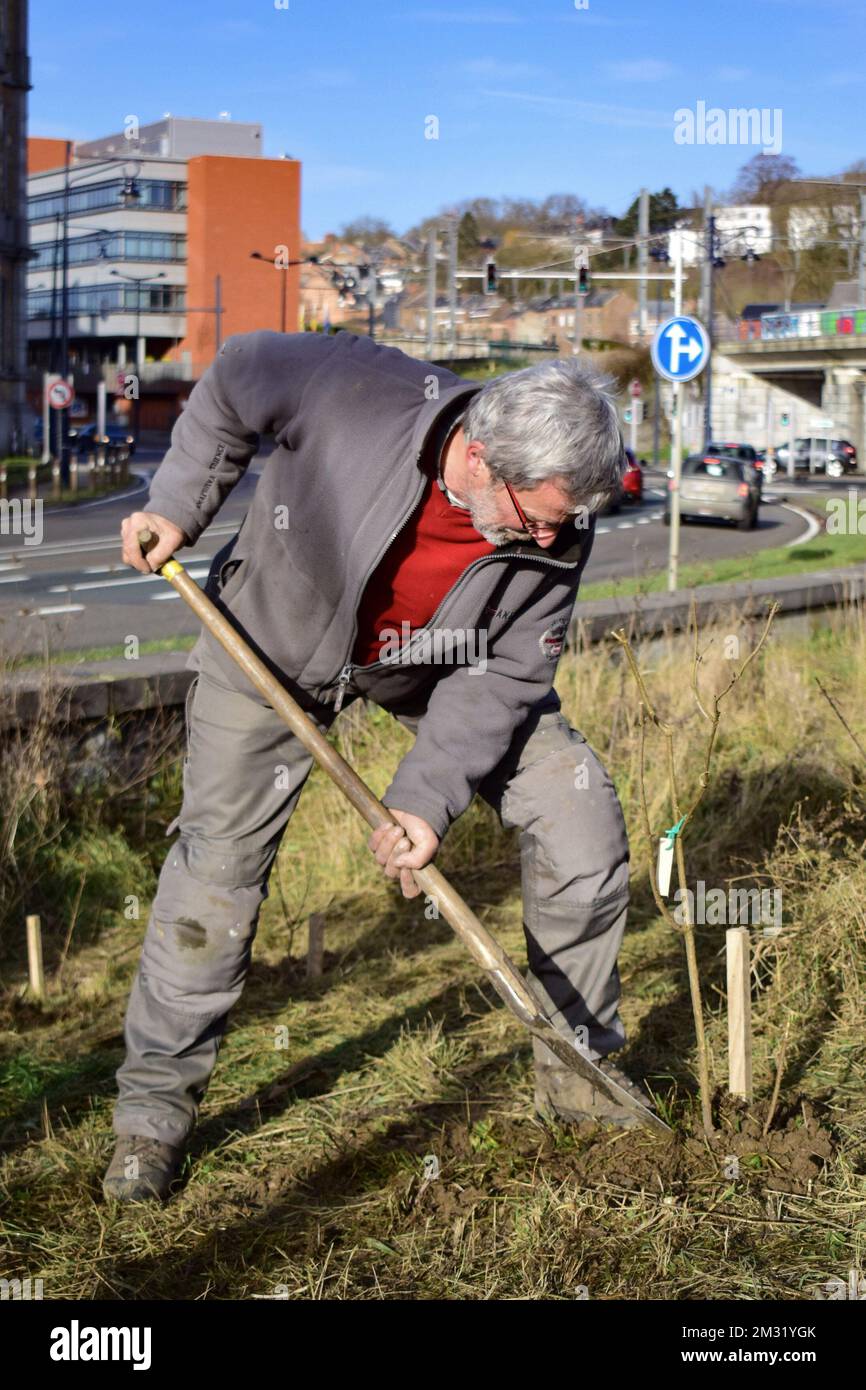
left=651, top=315, right=710, bottom=383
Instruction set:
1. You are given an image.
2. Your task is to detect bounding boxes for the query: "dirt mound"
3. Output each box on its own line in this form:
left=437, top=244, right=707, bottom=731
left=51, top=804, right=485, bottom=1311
left=400, top=1089, right=838, bottom=1220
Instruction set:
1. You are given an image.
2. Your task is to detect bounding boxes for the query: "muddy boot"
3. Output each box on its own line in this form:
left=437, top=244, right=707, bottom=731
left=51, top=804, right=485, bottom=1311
left=532, top=1034, right=655, bottom=1129
left=103, top=1135, right=185, bottom=1203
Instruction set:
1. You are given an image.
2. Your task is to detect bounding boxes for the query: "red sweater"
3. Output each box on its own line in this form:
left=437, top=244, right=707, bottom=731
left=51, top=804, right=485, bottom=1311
left=352, top=470, right=496, bottom=665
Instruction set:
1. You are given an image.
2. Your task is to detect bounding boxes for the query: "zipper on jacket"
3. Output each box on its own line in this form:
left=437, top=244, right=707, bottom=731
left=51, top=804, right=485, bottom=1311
left=333, top=663, right=355, bottom=713
left=330, top=541, right=583, bottom=696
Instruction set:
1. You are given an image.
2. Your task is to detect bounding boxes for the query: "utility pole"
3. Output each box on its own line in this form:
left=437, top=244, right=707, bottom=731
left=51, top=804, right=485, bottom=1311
left=702, top=188, right=716, bottom=448
left=667, top=233, right=685, bottom=593
left=447, top=218, right=458, bottom=357
left=426, top=230, right=437, bottom=357
left=58, top=140, right=72, bottom=483
left=573, top=243, right=588, bottom=356
left=859, top=190, right=866, bottom=310
left=214, top=274, right=223, bottom=352
left=638, top=187, right=649, bottom=338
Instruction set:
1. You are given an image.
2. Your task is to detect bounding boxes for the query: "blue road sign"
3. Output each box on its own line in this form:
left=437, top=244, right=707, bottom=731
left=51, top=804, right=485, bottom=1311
left=651, top=315, right=710, bottom=383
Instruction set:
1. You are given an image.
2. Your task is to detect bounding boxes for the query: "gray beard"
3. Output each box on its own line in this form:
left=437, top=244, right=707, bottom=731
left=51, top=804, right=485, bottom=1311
left=465, top=492, right=525, bottom=547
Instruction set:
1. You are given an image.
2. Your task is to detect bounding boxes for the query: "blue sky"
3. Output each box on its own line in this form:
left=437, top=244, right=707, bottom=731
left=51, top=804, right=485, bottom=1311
left=30, top=0, right=866, bottom=238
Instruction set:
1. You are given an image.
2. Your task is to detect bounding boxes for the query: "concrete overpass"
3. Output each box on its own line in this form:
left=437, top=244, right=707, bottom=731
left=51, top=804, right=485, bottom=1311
left=710, top=318, right=866, bottom=459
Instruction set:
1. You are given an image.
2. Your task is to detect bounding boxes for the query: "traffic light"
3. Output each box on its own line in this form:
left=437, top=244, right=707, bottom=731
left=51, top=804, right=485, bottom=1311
left=574, top=244, right=590, bottom=295
left=484, top=259, right=498, bottom=294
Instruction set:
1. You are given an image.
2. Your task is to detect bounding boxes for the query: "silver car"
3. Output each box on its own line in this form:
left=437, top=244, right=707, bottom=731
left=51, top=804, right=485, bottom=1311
left=663, top=454, right=761, bottom=531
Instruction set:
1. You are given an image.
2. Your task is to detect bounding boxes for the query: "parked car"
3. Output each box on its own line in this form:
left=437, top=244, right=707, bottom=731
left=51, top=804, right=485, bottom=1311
left=31, top=418, right=135, bottom=460
left=71, top=423, right=136, bottom=458
left=663, top=453, right=761, bottom=530
left=621, top=446, right=643, bottom=502
left=764, top=437, right=857, bottom=479
left=604, top=446, right=644, bottom=512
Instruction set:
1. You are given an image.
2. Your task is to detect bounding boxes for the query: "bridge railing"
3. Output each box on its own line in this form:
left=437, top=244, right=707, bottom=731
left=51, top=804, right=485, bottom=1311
left=737, top=308, right=866, bottom=342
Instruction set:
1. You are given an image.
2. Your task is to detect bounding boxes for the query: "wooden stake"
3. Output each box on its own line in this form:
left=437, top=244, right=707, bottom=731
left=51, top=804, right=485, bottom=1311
left=26, top=914, right=45, bottom=1000
left=726, top=926, right=752, bottom=1100
left=306, top=912, right=325, bottom=980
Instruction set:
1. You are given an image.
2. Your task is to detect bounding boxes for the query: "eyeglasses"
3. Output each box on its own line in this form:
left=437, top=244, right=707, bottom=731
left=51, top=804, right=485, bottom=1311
left=502, top=478, right=567, bottom=536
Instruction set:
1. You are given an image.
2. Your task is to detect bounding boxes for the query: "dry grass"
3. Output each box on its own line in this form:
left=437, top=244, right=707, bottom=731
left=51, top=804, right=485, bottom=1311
left=1, top=603, right=866, bottom=1300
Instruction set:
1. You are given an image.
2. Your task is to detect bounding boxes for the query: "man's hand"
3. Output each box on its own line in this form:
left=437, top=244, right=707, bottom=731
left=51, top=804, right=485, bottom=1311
left=368, top=810, right=439, bottom=899
left=121, top=511, right=187, bottom=573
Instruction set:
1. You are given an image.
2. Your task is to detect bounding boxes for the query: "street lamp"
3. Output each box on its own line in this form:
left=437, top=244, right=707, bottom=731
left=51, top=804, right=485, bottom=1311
left=55, top=150, right=144, bottom=477
left=249, top=250, right=313, bottom=333
left=109, top=268, right=166, bottom=442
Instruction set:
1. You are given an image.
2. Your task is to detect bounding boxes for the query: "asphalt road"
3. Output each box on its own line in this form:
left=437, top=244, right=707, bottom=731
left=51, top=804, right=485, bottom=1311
left=0, top=457, right=849, bottom=660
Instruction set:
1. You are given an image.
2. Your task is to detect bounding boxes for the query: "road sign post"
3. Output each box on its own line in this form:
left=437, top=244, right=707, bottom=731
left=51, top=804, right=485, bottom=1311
left=629, top=379, right=642, bottom=454
left=651, top=309, right=710, bottom=592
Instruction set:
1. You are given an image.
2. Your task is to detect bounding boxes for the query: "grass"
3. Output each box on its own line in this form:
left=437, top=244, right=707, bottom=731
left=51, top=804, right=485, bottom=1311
left=580, top=494, right=866, bottom=600
left=1, top=608, right=866, bottom=1299
left=10, top=634, right=197, bottom=672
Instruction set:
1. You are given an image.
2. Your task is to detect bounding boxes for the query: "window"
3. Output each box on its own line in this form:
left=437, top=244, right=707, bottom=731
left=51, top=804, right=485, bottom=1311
left=29, top=231, right=186, bottom=268
left=27, top=281, right=186, bottom=319
left=28, top=178, right=187, bottom=222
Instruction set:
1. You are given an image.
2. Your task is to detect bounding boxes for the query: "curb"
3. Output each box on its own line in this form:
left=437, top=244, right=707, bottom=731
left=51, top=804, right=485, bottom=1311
left=4, top=564, right=866, bottom=726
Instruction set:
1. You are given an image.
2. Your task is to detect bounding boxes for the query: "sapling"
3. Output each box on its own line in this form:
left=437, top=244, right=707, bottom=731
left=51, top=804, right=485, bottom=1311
left=611, top=599, right=779, bottom=1133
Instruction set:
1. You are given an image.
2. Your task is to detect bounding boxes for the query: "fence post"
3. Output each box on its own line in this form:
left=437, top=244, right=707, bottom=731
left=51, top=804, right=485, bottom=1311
left=26, top=914, right=45, bottom=1000
left=306, top=912, right=325, bottom=980
left=726, top=925, right=752, bottom=1100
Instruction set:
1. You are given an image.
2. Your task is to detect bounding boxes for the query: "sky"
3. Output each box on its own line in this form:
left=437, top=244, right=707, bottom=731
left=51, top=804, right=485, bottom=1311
left=29, top=0, right=866, bottom=240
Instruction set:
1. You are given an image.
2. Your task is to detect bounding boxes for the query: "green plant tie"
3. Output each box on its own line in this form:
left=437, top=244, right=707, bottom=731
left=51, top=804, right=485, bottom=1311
left=664, top=815, right=687, bottom=841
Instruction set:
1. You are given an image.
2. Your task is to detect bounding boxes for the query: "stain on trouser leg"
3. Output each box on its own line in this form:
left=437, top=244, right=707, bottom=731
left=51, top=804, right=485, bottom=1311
left=112, top=657, right=328, bottom=1146
left=114, top=838, right=275, bottom=1145
left=478, top=708, right=630, bottom=1066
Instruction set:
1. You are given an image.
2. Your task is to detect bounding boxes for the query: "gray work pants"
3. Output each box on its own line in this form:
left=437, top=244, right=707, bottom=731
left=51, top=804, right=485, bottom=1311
left=113, top=658, right=630, bottom=1144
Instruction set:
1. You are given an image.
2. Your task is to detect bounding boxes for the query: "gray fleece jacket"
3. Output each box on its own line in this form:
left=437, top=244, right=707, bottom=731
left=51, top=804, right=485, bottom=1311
left=147, top=329, right=597, bottom=840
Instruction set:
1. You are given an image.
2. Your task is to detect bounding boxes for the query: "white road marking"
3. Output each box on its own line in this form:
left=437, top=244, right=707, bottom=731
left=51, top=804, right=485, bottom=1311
left=151, top=591, right=180, bottom=601
left=0, top=523, right=236, bottom=561
left=782, top=503, right=821, bottom=547
left=47, top=566, right=210, bottom=593
left=617, top=521, right=635, bottom=529
left=35, top=604, right=85, bottom=616
left=0, top=562, right=22, bottom=572
left=0, top=574, right=27, bottom=584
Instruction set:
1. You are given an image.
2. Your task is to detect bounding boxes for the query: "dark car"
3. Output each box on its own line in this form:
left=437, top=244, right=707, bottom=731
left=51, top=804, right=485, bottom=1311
left=31, top=418, right=135, bottom=460
left=664, top=453, right=760, bottom=530
left=765, top=437, right=857, bottom=479
left=71, top=423, right=136, bottom=458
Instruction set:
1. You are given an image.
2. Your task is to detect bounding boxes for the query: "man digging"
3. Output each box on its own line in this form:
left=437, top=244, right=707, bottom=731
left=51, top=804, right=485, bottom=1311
left=105, top=330, right=655, bottom=1202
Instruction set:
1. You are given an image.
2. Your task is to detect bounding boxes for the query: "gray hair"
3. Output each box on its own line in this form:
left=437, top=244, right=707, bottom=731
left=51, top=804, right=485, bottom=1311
left=462, top=358, right=626, bottom=514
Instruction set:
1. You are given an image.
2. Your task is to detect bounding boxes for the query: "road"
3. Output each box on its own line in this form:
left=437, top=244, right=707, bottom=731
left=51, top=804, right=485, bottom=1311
left=0, top=457, right=849, bottom=660
left=583, top=474, right=814, bottom=584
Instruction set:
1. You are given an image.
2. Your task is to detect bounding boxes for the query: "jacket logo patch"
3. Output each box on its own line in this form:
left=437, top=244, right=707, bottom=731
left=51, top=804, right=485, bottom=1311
left=484, top=604, right=514, bottom=621
left=539, top=617, right=568, bottom=661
